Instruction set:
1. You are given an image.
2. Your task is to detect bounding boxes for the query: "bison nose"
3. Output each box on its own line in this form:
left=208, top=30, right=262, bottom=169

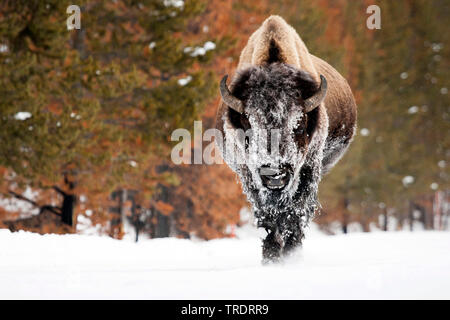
left=259, top=165, right=291, bottom=190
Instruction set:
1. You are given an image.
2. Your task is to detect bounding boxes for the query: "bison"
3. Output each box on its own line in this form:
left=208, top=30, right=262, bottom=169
left=215, top=16, right=357, bottom=262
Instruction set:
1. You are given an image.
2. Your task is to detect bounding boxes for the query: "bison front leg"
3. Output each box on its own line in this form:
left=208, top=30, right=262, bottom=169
left=262, top=228, right=284, bottom=263
left=261, top=216, right=305, bottom=263
left=282, top=230, right=304, bottom=256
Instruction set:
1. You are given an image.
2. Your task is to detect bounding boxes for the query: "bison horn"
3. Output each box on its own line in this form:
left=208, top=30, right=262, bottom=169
left=304, top=74, right=328, bottom=113
left=220, top=75, right=244, bottom=113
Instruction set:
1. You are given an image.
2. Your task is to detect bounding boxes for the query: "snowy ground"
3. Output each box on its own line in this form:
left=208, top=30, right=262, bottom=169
left=0, top=224, right=449, bottom=299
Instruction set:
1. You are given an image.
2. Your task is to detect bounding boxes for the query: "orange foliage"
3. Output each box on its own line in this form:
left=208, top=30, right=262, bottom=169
left=154, top=201, right=174, bottom=216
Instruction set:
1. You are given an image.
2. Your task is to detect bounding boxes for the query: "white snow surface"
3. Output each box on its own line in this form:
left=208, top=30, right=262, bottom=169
left=14, top=111, right=32, bottom=120
left=0, top=225, right=449, bottom=299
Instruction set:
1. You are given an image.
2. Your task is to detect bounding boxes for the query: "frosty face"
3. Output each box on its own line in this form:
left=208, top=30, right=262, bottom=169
left=222, top=63, right=321, bottom=212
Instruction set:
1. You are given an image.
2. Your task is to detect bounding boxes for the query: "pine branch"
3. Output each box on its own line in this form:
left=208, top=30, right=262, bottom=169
left=8, top=190, right=61, bottom=217
left=52, top=186, right=67, bottom=197
left=8, top=191, right=39, bottom=207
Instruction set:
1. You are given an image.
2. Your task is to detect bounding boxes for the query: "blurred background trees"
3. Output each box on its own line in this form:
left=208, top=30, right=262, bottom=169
left=0, top=0, right=448, bottom=239
left=317, top=0, right=449, bottom=233
left=0, top=0, right=232, bottom=237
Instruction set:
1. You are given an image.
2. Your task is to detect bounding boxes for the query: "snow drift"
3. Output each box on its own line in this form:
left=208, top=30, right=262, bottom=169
left=0, top=225, right=449, bottom=299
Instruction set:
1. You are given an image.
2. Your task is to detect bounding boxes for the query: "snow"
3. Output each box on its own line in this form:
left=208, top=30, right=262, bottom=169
left=360, top=128, right=370, bottom=136
left=128, top=160, right=138, bottom=167
left=178, top=75, right=192, bottom=86
left=0, top=187, right=39, bottom=217
left=0, top=44, right=8, bottom=53
left=184, top=41, right=216, bottom=57
left=163, top=0, right=184, bottom=9
left=0, top=226, right=449, bottom=299
left=203, top=41, right=216, bottom=51
left=191, top=47, right=206, bottom=57
left=14, top=112, right=32, bottom=120
left=408, top=106, right=419, bottom=114
left=431, top=43, right=443, bottom=52
left=402, top=175, right=415, bottom=187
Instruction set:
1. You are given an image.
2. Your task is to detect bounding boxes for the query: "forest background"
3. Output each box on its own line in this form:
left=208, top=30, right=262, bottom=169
left=0, top=0, right=448, bottom=240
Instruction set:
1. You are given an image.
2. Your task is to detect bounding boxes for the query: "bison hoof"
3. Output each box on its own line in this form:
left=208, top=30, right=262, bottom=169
left=262, top=230, right=303, bottom=264
left=261, top=230, right=283, bottom=263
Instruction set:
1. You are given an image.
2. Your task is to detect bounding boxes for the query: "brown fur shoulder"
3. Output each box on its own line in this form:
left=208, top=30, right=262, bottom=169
left=237, top=15, right=319, bottom=82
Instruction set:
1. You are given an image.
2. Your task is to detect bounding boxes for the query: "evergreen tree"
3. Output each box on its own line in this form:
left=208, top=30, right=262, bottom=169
left=0, top=0, right=223, bottom=234
left=321, top=0, right=449, bottom=231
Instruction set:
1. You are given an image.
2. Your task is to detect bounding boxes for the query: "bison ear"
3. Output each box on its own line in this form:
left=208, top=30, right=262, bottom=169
left=303, top=75, right=327, bottom=113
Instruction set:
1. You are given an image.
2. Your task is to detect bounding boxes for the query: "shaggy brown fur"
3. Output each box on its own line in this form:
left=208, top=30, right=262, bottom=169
left=216, top=15, right=357, bottom=173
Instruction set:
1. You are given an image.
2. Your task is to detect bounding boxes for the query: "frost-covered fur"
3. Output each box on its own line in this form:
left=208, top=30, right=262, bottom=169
left=215, top=16, right=357, bottom=262
left=221, top=63, right=328, bottom=261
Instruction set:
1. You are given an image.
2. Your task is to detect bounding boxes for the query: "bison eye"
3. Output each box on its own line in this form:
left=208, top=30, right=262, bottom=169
left=293, top=116, right=306, bottom=135
left=294, top=126, right=305, bottom=143
left=294, top=109, right=318, bottom=144
left=229, top=108, right=251, bottom=131
left=293, top=116, right=309, bottom=146
left=294, top=124, right=304, bottom=135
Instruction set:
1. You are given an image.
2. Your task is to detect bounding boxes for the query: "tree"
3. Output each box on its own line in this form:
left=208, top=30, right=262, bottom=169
left=320, top=0, right=449, bottom=231
left=0, top=0, right=224, bottom=235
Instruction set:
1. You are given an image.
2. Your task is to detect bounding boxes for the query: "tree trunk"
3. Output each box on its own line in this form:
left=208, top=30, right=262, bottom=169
left=155, top=212, right=170, bottom=237
left=409, top=200, right=414, bottom=231
left=109, top=189, right=126, bottom=239
left=61, top=193, right=76, bottom=226
left=341, top=223, right=348, bottom=234
left=53, top=181, right=77, bottom=229
left=382, top=207, right=388, bottom=231
left=342, top=198, right=350, bottom=234
left=360, top=206, right=370, bottom=232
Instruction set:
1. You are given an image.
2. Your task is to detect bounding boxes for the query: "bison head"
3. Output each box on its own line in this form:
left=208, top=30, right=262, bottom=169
left=219, top=63, right=327, bottom=227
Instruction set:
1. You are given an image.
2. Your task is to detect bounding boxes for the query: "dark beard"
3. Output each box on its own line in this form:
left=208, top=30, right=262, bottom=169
left=253, top=183, right=319, bottom=243
left=250, top=164, right=320, bottom=227
left=239, top=163, right=321, bottom=262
